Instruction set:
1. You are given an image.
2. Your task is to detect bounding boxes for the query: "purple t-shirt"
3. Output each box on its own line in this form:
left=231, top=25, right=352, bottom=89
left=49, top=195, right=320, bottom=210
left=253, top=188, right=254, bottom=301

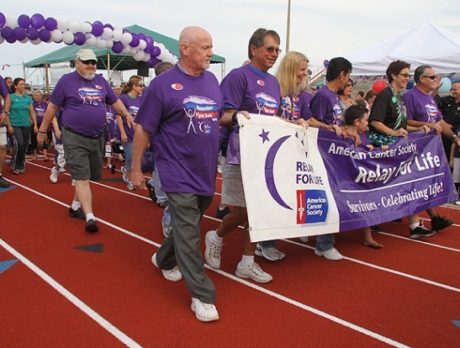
left=50, top=71, right=118, bottom=137
left=105, top=105, right=118, bottom=139
left=119, top=94, right=142, bottom=142
left=136, top=65, right=223, bottom=196
left=310, top=85, right=343, bottom=126
left=403, top=87, right=442, bottom=124
left=279, top=91, right=313, bottom=121
left=33, top=100, right=48, bottom=127
left=221, top=64, right=280, bottom=164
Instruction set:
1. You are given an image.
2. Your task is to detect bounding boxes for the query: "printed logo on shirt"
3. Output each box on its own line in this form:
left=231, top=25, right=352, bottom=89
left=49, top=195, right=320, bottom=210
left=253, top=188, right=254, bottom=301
left=78, top=87, right=105, bottom=106
left=255, top=92, right=279, bottom=116
left=332, top=104, right=343, bottom=125
left=280, top=96, right=301, bottom=121
left=128, top=105, right=139, bottom=118
left=182, top=95, right=220, bottom=134
left=171, top=83, right=184, bottom=91
left=257, top=79, right=265, bottom=87
left=425, top=103, right=439, bottom=123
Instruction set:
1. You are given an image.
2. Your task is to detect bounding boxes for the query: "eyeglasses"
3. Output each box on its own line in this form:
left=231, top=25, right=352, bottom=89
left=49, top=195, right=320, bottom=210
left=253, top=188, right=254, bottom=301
left=398, top=73, right=411, bottom=78
left=265, top=46, right=282, bottom=54
left=422, top=75, right=437, bottom=80
left=137, top=84, right=145, bottom=87
left=80, top=60, right=97, bottom=66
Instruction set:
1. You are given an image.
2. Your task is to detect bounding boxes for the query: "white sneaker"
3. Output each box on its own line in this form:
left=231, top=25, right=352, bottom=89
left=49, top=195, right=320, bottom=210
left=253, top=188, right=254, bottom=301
left=191, top=298, right=219, bottom=322
left=299, top=236, right=309, bottom=243
left=314, top=248, right=343, bottom=261
left=49, top=166, right=59, bottom=184
left=235, top=261, right=273, bottom=283
left=151, top=253, right=182, bottom=281
left=121, top=166, right=128, bottom=184
left=255, top=243, right=285, bottom=261
left=205, top=231, right=223, bottom=269
left=127, top=180, right=134, bottom=190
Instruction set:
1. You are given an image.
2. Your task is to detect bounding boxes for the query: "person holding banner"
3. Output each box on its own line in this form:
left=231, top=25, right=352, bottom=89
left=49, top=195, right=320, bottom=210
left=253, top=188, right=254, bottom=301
left=403, top=65, right=454, bottom=233
left=205, top=28, right=284, bottom=283
left=309, top=57, right=352, bottom=261
left=368, top=60, right=435, bottom=239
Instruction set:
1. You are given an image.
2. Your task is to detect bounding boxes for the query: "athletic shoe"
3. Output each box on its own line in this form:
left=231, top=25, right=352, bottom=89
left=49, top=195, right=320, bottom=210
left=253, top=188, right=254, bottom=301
left=204, top=231, right=223, bottom=269
left=151, top=253, right=182, bottom=282
left=49, top=166, right=59, bottom=184
left=0, top=176, right=10, bottom=188
left=255, top=243, right=286, bottom=261
left=145, top=181, right=157, bottom=203
left=127, top=180, right=134, bottom=191
left=410, top=225, right=436, bottom=239
left=216, top=206, right=231, bottom=219
left=314, top=247, right=344, bottom=261
left=11, top=169, right=20, bottom=175
left=298, top=236, right=309, bottom=243
left=431, top=216, right=453, bottom=231
left=235, top=261, right=273, bottom=283
left=191, top=298, right=219, bottom=322
left=455, top=200, right=460, bottom=206
left=121, top=166, right=128, bottom=184
left=69, top=207, right=85, bottom=220
left=85, top=219, right=99, bottom=233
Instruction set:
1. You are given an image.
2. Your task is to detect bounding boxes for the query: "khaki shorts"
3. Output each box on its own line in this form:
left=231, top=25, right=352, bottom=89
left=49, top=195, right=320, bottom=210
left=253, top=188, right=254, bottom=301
left=221, top=162, right=246, bottom=207
left=0, top=126, right=7, bottom=146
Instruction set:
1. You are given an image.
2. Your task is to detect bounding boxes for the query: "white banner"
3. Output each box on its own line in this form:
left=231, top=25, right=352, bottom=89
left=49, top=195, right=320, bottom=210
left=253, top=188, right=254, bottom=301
left=239, top=114, right=340, bottom=242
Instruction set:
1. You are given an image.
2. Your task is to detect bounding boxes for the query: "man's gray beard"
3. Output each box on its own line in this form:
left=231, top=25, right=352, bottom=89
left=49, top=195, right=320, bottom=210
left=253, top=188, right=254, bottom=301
left=77, top=71, right=96, bottom=80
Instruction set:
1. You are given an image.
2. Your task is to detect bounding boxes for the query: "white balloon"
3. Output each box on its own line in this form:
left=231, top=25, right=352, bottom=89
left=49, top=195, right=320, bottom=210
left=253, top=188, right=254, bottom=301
left=30, top=38, right=41, bottom=45
left=96, top=39, right=106, bottom=48
left=0, top=37, right=4, bottom=44
left=138, top=39, right=147, bottom=50
left=121, top=32, right=132, bottom=45
left=142, top=52, right=151, bottom=62
left=101, top=28, right=113, bottom=40
left=63, top=31, right=74, bottom=44
left=69, top=20, right=81, bottom=34
left=57, top=19, right=70, bottom=32
left=105, top=39, right=113, bottom=48
left=130, top=46, right=139, bottom=54
left=85, top=34, right=97, bottom=47
left=134, top=50, right=145, bottom=61
left=51, top=29, right=64, bottom=43
left=122, top=45, right=131, bottom=53
left=112, top=28, right=123, bottom=41
left=82, top=22, right=92, bottom=33
left=6, top=16, right=18, bottom=28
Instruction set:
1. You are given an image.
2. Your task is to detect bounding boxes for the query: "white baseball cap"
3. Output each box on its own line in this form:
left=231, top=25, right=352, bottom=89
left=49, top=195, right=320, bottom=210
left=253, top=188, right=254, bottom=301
left=76, top=48, right=97, bottom=61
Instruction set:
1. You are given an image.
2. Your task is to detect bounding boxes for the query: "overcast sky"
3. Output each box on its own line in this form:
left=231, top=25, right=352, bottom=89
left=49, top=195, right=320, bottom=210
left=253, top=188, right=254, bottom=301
left=1, top=0, right=460, bottom=84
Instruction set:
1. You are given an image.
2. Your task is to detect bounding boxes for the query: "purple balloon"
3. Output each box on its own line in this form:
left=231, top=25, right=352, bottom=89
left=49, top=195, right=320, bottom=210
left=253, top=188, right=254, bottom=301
left=129, top=36, right=139, bottom=47
left=5, top=35, right=16, bottom=43
left=0, top=13, right=6, bottom=28
left=1, top=26, right=13, bottom=39
left=31, top=13, right=45, bottom=29
left=148, top=57, right=160, bottom=68
left=111, top=41, right=123, bottom=54
left=45, top=17, right=57, bottom=31
left=13, top=27, right=27, bottom=41
left=27, top=27, right=39, bottom=40
left=103, top=23, right=114, bottom=30
left=74, top=32, right=86, bottom=45
left=91, top=21, right=104, bottom=36
left=38, top=28, right=51, bottom=42
left=145, top=36, right=153, bottom=46
left=152, top=46, right=161, bottom=57
left=18, top=14, right=31, bottom=29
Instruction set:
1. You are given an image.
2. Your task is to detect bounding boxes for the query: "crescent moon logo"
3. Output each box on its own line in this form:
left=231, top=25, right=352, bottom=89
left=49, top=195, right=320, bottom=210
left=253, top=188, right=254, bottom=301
left=265, top=135, right=293, bottom=210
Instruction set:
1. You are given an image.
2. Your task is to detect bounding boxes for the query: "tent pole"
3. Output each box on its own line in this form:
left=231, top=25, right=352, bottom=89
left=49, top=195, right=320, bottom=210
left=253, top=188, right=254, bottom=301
left=44, top=64, right=50, bottom=94
left=107, top=51, right=111, bottom=85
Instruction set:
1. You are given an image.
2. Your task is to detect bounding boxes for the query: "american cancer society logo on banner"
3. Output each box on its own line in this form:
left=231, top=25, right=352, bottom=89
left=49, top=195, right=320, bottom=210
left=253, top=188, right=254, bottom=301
left=296, top=189, right=328, bottom=224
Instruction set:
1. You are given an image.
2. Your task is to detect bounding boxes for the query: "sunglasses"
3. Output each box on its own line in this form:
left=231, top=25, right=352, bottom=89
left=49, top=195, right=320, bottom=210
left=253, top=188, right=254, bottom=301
left=422, top=75, right=437, bottom=80
left=265, top=46, right=282, bottom=54
left=398, top=73, right=411, bottom=78
left=80, top=59, right=97, bottom=66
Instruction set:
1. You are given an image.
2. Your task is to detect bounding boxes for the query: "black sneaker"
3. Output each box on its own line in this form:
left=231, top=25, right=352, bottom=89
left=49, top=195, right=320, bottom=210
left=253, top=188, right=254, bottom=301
left=410, top=225, right=436, bottom=239
left=85, top=219, right=99, bottom=233
left=216, top=206, right=231, bottom=219
left=145, top=181, right=157, bottom=203
left=0, top=176, right=10, bottom=188
left=69, top=207, right=85, bottom=220
left=431, top=216, right=453, bottom=231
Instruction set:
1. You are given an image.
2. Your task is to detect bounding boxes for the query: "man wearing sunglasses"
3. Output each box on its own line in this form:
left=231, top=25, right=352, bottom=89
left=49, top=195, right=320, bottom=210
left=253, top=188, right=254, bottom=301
left=37, top=48, right=133, bottom=233
left=403, top=65, right=455, bottom=234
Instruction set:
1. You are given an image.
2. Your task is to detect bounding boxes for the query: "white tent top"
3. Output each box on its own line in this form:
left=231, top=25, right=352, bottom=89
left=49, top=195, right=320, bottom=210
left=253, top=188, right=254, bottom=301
left=344, top=21, right=460, bottom=75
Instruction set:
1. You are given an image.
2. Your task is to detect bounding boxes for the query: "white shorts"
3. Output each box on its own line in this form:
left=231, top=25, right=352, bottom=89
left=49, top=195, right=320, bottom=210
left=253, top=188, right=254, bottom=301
left=221, top=162, right=246, bottom=207
left=0, top=127, right=7, bottom=146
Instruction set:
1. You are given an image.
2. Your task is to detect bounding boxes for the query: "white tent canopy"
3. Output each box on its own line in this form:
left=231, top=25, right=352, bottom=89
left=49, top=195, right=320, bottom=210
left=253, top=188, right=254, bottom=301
left=344, top=21, right=460, bottom=75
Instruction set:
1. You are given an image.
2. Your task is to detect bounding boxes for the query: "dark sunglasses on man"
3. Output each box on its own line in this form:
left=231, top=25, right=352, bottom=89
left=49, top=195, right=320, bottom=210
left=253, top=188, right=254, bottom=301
left=81, top=59, right=97, bottom=66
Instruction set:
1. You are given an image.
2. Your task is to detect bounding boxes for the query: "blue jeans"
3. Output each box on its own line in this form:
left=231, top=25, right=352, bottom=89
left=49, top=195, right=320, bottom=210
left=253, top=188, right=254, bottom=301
left=11, top=126, right=31, bottom=171
left=122, top=142, right=133, bottom=171
left=316, top=233, right=335, bottom=252
left=149, top=164, right=167, bottom=205
left=162, top=205, right=171, bottom=232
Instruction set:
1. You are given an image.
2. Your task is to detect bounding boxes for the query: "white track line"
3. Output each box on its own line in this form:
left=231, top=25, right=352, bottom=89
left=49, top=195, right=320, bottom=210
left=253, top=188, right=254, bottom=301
left=4, top=180, right=456, bottom=346
left=0, top=239, right=142, bottom=348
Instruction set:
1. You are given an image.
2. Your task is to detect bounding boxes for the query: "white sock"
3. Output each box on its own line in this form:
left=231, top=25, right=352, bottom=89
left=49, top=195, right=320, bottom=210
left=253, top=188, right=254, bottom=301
left=86, top=213, right=95, bottom=222
left=211, top=230, right=223, bottom=244
left=240, top=255, right=254, bottom=268
left=71, top=201, right=81, bottom=210
left=410, top=222, right=420, bottom=230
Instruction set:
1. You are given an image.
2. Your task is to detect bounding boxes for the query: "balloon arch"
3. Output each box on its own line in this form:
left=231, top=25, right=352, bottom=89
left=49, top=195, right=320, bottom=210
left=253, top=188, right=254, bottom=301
left=0, top=12, right=177, bottom=68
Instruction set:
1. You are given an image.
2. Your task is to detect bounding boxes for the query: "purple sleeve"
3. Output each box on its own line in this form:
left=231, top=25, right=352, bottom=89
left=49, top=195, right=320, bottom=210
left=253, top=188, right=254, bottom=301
left=310, top=92, right=328, bottom=122
left=0, top=77, right=8, bottom=98
left=135, top=80, right=163, bottom=136
left=49, top=76, right=66, bottom=107
left=402, top=93, right=415, bottom=120
left=220, top=69, right=246, bottom=110
left=300, top=92, right=313, bottom=119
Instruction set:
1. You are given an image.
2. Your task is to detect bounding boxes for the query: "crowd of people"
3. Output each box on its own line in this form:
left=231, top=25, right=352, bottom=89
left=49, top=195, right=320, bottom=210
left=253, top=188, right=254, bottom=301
left=0, top=25, right=459, bottom=323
